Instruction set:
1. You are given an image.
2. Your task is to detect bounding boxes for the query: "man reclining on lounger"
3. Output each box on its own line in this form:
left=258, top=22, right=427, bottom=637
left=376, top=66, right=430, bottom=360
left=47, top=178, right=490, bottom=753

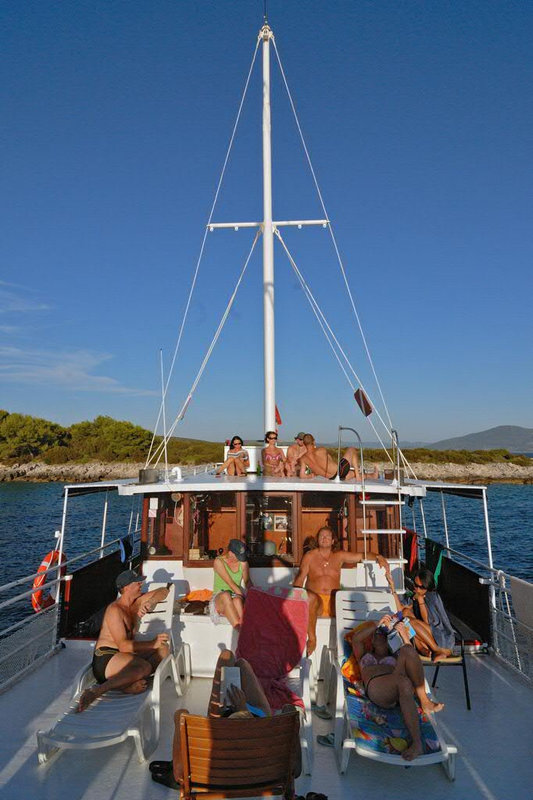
left=148, top=649, right=302, bottom=788
left=77, top=570, right=170, bottom=712
left=293, top=526, right=388, bottom=655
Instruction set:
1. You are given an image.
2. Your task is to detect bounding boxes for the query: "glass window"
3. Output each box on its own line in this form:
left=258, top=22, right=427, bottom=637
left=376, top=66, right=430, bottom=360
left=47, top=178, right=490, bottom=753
left=301, top=492, right=350, bottom=551
left=245, top=493, right=293, bottom=560
left=188, top=492, right=237, bottom=561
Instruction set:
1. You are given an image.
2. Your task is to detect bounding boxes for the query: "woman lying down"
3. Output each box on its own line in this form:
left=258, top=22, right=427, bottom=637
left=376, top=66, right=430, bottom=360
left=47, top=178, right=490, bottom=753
left=351, top=616, right=444, bottom=761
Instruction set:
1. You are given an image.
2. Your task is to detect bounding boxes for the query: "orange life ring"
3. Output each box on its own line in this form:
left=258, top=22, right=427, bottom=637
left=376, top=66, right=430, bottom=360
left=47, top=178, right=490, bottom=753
left=31, top=550, right=65, bottom=613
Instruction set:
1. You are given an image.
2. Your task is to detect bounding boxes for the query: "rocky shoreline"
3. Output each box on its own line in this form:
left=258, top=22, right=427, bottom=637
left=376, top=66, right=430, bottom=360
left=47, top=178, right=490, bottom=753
left=0, top=460, right=532, bottom=484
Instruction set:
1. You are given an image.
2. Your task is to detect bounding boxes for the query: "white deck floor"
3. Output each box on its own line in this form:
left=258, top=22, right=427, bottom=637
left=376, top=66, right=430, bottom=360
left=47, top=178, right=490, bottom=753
left=0, top=640, right=531, bottom=800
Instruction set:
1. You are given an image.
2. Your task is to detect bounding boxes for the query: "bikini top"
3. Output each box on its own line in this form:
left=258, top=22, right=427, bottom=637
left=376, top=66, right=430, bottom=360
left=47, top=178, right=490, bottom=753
left=359, top=652, right=397, bottom=669
left=264, top=450, right=283, bottom=463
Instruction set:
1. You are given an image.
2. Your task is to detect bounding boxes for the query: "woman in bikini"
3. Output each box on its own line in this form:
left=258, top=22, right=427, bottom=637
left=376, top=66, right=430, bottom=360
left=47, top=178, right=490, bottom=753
left=215, top=435, right=250, bottom=476
left=351, top=615, right=444, bottom=762
left=210, top=539, right=252, bottom=628
left=261, top=431, right=286, bottom=476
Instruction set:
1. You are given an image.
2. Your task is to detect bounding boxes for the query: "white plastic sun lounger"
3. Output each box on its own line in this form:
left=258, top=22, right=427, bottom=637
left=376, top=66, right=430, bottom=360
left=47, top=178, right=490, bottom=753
left=329, top=589, right=457, bottom=780
left=37, top=582, right=186, bottom=764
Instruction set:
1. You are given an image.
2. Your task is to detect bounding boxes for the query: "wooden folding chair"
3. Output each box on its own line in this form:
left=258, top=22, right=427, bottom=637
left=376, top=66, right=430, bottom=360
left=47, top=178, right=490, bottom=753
left=179, top=711, right=299, bottom=800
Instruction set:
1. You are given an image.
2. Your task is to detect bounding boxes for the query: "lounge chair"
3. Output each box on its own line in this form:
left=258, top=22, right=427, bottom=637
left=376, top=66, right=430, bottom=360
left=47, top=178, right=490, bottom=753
left=329, top=589, right=457, bottom=779
left=36, top=582, right=183, bottom=764
left=178, top=710, right=299, bottom=800
left=236, top=586, right=314, bottom=775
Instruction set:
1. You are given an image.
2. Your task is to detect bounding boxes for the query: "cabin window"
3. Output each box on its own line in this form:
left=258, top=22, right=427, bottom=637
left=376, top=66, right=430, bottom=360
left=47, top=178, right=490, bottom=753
left=187, top=492, right=237, bottom=561
left=245, top=492, right=293, bottom=561
left=143, top=493, right=184, bottom=558
left=301, top=492, right=350, bottom=552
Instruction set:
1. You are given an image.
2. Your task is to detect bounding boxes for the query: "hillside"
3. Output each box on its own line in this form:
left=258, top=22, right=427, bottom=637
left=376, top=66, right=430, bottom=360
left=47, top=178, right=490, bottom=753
left=431, top=425, right=533, bottom=453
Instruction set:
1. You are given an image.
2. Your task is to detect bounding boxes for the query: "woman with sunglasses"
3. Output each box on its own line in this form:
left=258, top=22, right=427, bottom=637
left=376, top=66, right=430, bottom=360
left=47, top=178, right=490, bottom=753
left=261, top=431, right=286, bottom=477
left=215, top=436, right=250, bottom=476
left=385, top=566, right=455, bottom=661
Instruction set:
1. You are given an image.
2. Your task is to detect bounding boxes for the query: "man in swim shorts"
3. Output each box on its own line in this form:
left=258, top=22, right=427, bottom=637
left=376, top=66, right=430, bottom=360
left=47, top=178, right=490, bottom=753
left=77, top=570, right=171, bottom=712
left=293, top=526, right=388, bottom=655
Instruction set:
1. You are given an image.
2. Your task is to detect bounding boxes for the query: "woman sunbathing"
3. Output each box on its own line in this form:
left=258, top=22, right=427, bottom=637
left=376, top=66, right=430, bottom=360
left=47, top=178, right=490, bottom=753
left=215, top=435, right=250, bottom=476
left=210, top=539, right=252, bottom=628
left=351, top=616, right=444, bottom=761
left=385, top=566, right=455, bottom=660
left=261, top=430, right=286, bottom=476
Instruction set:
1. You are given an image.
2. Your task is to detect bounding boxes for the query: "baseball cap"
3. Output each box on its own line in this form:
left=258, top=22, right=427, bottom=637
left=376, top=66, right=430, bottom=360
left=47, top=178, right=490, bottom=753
left=227, top=539, right=248, bottom=562
left=294, top=432, right=306, bottom=440
left=116, top=570, right=145, bottom=591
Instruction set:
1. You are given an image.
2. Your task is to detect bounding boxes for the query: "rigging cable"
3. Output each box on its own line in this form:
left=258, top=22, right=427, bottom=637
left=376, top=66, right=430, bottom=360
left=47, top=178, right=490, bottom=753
left=146, top=37, right=261, bottom=465
left=275, top=229, right=394, bottom=463
left=148, top=229, right=261, bottom=467
left=272, top=38, right=394, bottom=432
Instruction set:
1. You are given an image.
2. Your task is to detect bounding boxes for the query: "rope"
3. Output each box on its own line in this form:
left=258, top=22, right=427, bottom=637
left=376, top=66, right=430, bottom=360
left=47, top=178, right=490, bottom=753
left=272, top=38, right=394, bottom=431
left=146, top=38, right=261, bottom=466
left=275, top=229, right=394, bottom=463
left=148, top=230, right=261, bottom=467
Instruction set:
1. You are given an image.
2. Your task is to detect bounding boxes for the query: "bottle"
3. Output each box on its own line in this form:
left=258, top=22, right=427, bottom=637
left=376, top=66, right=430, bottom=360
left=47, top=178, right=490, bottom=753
left=256, top=461, right=262, bottom=476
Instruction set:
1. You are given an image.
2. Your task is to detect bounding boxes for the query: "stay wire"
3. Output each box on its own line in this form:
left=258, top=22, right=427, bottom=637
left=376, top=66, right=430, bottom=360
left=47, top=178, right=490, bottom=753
left=146, top=37, right=261, bottom=466
left=272, top=38, right=394, bottom=432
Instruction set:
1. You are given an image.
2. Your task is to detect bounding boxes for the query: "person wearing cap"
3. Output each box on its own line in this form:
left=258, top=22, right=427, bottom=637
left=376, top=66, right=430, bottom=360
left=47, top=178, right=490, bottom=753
left=211, top=539, right=252, bottom=628
left=77, top=570, right=171, bottom=712
left=285, top=432, right=307, bottom=477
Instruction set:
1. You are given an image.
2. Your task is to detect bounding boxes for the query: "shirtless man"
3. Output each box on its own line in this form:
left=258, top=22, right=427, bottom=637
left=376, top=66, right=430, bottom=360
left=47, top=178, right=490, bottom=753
left=299, top=435, right=377, bottom=481
left=77, top=570, right=170, bottom=712
left=293, top=526, right=388, bottom=655
left=285, top=432, right=307, bottom=477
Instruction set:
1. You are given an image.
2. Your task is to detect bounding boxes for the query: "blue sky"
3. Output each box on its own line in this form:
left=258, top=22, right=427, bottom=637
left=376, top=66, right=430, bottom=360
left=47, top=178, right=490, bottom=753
left=1, top=0, right=532, bottom=445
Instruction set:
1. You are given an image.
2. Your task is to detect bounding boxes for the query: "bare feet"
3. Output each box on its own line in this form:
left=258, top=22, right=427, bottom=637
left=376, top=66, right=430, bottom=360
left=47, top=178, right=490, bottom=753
left=122, top=678, right=148, bottom=695
left=433, top=650, right=452, bottom=662
left=402, top=739, right=423, bottom=761
left=306, top=637, right=317, bottom=657
left=421, top=698, right=444, bottom=714
left=77, top=687, right=101, bottom=712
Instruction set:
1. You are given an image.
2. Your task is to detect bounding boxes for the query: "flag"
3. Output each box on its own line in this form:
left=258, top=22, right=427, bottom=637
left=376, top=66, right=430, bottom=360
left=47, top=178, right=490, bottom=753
left=275, top=405, right=282, bottom=425
left=354, top=388, right=373, bottom=417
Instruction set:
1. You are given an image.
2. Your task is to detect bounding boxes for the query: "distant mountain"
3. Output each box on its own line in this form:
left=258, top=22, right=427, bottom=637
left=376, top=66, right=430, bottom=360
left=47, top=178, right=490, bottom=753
left=430, top=426, right=533, bottom=454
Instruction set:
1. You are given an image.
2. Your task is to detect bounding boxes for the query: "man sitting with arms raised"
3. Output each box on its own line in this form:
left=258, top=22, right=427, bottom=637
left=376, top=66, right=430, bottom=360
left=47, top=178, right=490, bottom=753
left=294, top=526, right=388, bottom=655
left=77, top=570, right=170, bottom=712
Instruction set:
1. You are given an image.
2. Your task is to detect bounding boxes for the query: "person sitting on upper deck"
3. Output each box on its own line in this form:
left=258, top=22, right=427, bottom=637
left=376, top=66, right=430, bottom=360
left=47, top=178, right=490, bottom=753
left=215, top=435, right=250, bottom=477
left=298, top=434, right=352, bottom=480
left=284, top=431, right=307, bottom=477
left=77, top=571, right=170, bottom=712
left=261, top=430, right=286, bottom=476
left=385, top=565, right=455, bottom=661
left=293, top=525, right=388, bottom=655
left=341, top=447, right=379, bottom=480
left=210, top=539, right=252, bottom=629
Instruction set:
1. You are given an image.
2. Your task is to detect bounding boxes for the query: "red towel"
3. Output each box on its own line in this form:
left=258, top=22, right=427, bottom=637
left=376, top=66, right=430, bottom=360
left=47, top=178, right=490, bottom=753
left=236, top=586, right=308, bottom=710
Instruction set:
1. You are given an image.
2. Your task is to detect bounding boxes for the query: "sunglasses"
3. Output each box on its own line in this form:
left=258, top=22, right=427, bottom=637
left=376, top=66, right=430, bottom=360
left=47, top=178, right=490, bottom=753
left=267, top=436, right=277, bottom=440
left=414, top=581, right=427, bottom=589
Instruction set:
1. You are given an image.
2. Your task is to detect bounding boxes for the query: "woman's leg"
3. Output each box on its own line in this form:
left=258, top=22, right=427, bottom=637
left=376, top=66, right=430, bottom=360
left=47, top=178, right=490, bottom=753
left=396, top=675, right=423, bottom=761
left=207, top=649, right=235, bottom=717
left=232, top=595, right=244, bottom=625
left=395, top=646, right=444, bottom=713
left=215, top=591, right=241, bottom=628
left=227, top=459, right=237, bottom=475
left=235, top=658, right=271, bottom=716
left=410, top=619, right=452, bottom=660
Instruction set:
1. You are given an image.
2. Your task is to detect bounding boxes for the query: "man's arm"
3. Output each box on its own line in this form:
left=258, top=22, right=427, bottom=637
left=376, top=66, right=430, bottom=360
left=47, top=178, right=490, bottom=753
left=293, top=552, right=311, bottom=588
left=340, top=550, right=388, bottom=570
left=242, top=561, right=253, bottom=589
left=106, top=605, right=167, bottom=653
left=133, top=586, right=170, bottom=618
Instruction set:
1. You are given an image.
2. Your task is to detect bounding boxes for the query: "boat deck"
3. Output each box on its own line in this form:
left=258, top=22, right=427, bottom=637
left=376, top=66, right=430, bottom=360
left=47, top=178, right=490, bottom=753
left=0, top=640, right=531, bottom=800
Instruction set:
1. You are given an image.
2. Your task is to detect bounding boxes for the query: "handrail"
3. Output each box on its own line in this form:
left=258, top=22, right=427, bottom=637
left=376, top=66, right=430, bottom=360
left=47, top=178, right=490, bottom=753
left=0, top=529, right=141, bottom=594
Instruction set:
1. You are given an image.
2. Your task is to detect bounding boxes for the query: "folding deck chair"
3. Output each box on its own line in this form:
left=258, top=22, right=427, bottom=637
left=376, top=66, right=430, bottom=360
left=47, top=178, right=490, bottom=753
left=37, top=581, right=184, bottom=764
left=329, top=589, right=457, bottom=780
left=178, top=711, right=299, bottom=800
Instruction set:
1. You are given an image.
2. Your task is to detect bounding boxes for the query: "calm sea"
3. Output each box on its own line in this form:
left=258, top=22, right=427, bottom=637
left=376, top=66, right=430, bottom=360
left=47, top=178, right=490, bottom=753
left=1, top=481, right=531, bottom=593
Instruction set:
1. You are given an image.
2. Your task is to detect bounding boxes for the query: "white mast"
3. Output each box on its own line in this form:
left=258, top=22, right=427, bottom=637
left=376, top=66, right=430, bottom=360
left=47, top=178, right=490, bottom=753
left=261, top=22, right=276, bottom=433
